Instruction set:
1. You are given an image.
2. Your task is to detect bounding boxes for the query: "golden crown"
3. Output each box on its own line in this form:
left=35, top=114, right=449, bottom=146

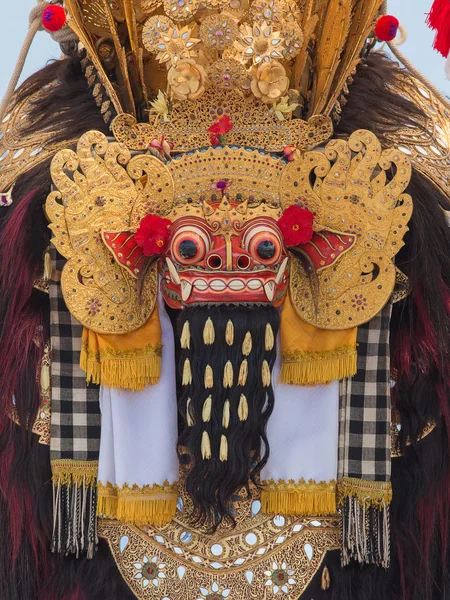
left=64, top=0, right=384, bottom=150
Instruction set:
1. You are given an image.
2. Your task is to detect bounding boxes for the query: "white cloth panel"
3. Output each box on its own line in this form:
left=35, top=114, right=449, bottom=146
left=261, top=353, right=339, bottom=484
left=98, top=293, right=179, bottom=488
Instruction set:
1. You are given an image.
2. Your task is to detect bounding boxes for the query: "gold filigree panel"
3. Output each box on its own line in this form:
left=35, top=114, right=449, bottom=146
left=45, top=130, right=168, bottom=333
left=281, top=129, right=413, bottom=329
left=100, top=487, right=340, bottom=600
left=111, top=89, right=333, bottom=153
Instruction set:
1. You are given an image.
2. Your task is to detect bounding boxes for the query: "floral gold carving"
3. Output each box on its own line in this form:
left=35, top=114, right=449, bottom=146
left=99, top=485, right=340, bottom=600
left=281, top=129, right=413, bottom=329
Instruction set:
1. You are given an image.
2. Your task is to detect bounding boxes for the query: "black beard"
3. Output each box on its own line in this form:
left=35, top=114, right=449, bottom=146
left=175, top=304, right=279, bottom=528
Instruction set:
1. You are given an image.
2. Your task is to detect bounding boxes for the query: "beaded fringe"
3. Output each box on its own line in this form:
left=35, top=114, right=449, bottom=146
left=51, top=476, right=98, bottom=559
left=339, top=478, right=391, bottom=568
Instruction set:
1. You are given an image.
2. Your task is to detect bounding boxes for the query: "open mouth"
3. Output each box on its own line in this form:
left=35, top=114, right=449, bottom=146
left=162, top=256, right=289, bottom=306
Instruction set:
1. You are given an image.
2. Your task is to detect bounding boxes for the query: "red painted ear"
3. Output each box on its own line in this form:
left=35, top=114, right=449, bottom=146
left=300, top=230, right=356, bottom=270
left=102, top=231, right=148, bottom=276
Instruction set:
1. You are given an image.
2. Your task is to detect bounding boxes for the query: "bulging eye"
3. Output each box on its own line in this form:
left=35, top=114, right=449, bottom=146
left=171, top=226, right=210, bottom=265
left=245, top=225, right=282, bottom=266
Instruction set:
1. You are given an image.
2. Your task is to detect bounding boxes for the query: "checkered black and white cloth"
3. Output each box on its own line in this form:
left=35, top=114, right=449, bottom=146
left=338, top=303, right=393, bottom=568
left=338, top=303, right=392, bottom=483
left=50, top=253, right=101, bottom=462
left=49, top=250, right=101, bottom=557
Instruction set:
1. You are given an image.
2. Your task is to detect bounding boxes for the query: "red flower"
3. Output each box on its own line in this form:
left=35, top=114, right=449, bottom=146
left=374, top=15, right=399, bottom=42
left=278, top=205, right=314, bottom=247
left=135, top=214, right=172, bottom=256
left=208, top=115, right=233, bottom=146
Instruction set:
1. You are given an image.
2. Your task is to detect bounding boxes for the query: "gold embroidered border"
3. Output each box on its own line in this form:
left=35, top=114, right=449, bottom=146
left=98, top=481, right=178, bottom=527
left=281, top=345, right=357, bottom=386
left=261, top=478, right=337, bottom=516
left=337, top=477, right=392, bottom=509
left=51, top=459, right=98, bottom=486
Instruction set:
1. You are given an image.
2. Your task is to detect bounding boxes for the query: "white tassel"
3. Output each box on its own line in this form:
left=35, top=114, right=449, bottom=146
left=182, top=358, right=192, bottom=386
left=265, top=323, right=275, bottom=351
left=225, top=320, right=234, bottom=346
left=202, top=395, right=212, bottom=422
left=446, top=51, right=450, bottom=81
left=204, top=365, right=214, bottom=389
left=44, top=251, right=52, bottom=281
left=203, top=317, right=215, bottom=345
left=201, top=431, right=211, bottom=459
left=262, top=360, right=271, bottom=387
left=238, top=394, right=248, bottom=421
left=238, top=359, right=248, bottom=386
left=40, top=363, right=50, bottom=393
left=180, top=321, right=191, bottom=349
left=220, top=434, right=228, bottom=462
left=222, top=400, right=230, bottom=429
left=242, top=331, right=252, bottom=356
left=186, top=398, right=194, bottom=426
left=223, top=360, right=233, bottom=388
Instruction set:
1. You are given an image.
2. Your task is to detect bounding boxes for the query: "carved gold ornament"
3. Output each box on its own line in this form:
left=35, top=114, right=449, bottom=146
left=111, top=89, right=333, bottom=153
left=45, top=130, right=171, bottom=333
left=281, top=129, right=413, bottom=329
left=99, top=486, right=340, bottom=600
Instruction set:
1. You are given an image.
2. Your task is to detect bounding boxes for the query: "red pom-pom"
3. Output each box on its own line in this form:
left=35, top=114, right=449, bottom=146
left=135, top=214, right=172, bottom=256
left=374, top=15, right=399, bottom=42
left=278, top=205, right=314, bottom=247
left=41, top=5, right=67, bottom=32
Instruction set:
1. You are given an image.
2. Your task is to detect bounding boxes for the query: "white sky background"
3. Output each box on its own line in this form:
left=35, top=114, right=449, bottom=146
left=0, top=0, right=447, bottom=100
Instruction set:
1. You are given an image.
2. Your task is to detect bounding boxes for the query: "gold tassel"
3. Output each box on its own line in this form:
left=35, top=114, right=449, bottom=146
left=238, top=359, right=248, bottom=386
left=225, top=320, right=234, bottom=346
left=261, top=481, right=337, bottom=516
left=222, top=400, right=230, bottom=429
left=265, top=323, right=275, bottom=351
left=262, top=360, right=271, bottom=387
left=186, top=398, right=194, bottom=426
left=202, top=395, right=212, bottom=422
left=203, top=317, right=215, bottom=345
left=204, top=365, right=214, bottom=389
left=44, top=251, right=52, bottom=281
left=201, top=431, right=211, bottom=459
left=238, top=394, right=248, bottom=421
left=180, top=321, right=190, bottom=349
left=182, top=358, right=192, bottom=386
left=223, top=360, right=233, bottom=388
left=220, top=434, right=228, bottom=462
left=242, top=331, right=252, bottom=356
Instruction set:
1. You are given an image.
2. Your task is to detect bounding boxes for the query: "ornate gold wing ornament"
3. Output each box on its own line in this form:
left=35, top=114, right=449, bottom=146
left=281, top=129, right=413, bottom=329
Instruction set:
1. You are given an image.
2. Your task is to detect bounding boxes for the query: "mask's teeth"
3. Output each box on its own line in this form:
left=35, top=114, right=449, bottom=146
left=263, top=280, right=275, bottom=302
left=181, top=279, right=193, bottom=301
left=166, top=257, right=181, bottom=285
left=275, top=256, right=289, bottom=284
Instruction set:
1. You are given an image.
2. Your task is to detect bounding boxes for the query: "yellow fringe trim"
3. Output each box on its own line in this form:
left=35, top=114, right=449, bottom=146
left=51, top=460, right=98, bottom=486
left=80, top=342, right=162, bottom=391
left=337, top=477, right=392, bottom=509
left=261, top=478, right=337, bottom=516
left=97, top=481, right=178, bottom=527
left=280, top=345, right=357, bottom=386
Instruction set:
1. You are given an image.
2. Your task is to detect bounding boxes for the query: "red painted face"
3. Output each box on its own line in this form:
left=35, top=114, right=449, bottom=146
left=161, top=215, right=289, bottom=308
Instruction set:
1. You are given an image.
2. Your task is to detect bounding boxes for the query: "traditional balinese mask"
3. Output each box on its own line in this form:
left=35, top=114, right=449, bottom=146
left=162, top=201, right=289, bottom=308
